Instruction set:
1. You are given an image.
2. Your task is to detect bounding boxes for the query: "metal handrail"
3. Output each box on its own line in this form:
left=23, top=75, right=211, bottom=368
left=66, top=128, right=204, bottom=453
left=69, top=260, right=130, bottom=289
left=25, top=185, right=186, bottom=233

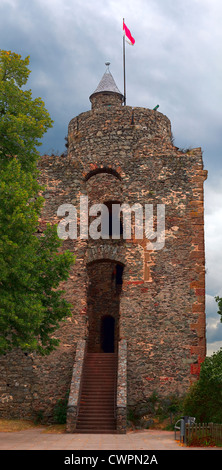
left=174, top=419, right=184, bottom=442
left=174, top=416, right=196, bottom=443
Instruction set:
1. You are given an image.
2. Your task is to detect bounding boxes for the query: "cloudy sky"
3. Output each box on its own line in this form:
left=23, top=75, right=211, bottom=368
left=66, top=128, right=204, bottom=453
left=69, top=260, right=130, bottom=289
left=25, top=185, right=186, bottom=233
left=1, top=0, right=222, bottom=355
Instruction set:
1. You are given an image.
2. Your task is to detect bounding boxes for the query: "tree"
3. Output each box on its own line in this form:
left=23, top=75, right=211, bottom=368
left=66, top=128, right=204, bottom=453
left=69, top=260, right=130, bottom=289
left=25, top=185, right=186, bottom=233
left=215, top=295, right=222, bottom=323
left=0, top=50, right=74, bottom=355
left=0, top=50, right=52, bottom=171
left=183, top=349, right=222, bottom=422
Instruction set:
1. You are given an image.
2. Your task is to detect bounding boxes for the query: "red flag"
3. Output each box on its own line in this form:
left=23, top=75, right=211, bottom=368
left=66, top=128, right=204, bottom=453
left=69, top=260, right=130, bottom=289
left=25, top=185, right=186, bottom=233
left=123, top=20, right=135, bottom=45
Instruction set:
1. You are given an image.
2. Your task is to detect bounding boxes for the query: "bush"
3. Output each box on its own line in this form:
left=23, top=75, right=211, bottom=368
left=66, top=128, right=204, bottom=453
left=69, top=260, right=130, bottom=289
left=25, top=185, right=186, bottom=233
left=183, top=349, right=222, bottom=423
left=127, top=393, right=184, bottom=430
left=53, top=394, right=69, bottom=424
left=187, top=434, right=216, bottom=447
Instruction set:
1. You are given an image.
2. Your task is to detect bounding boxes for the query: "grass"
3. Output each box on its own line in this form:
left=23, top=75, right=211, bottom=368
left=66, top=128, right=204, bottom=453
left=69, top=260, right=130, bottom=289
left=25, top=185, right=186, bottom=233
left=0, top=419, right=66, bottom=434
left=41, top=424, right=66, bottom=434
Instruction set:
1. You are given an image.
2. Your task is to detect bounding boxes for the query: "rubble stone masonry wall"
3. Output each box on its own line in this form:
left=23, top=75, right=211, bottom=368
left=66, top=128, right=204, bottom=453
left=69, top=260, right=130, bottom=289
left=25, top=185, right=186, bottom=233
left=0, top=102, right=207, bottom=421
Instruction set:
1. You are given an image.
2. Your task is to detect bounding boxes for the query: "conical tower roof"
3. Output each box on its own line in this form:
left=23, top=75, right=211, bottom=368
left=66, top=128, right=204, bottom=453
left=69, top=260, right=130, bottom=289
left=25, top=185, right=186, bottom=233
left=89, top=63, right=124, bottom=108
left=92, top=70, right=122, bottom=95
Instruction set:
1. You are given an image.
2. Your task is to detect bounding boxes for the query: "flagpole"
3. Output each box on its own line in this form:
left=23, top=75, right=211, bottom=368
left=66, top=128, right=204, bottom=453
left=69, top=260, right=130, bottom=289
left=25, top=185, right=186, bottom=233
left=123, top=18, right=126, bottom=106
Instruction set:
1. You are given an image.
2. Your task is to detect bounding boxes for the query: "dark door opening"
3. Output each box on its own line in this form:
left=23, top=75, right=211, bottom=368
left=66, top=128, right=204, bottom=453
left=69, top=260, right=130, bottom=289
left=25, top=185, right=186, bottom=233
left=104, top=201, right=123, bottom=238
left=101, top=315, right=115, bottom=353
left=115, top=264, right=124, bottom=286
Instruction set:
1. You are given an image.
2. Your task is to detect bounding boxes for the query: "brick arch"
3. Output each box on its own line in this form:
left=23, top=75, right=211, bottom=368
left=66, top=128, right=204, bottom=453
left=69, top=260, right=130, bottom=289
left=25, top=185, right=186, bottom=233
left=86, top=171, right=122, bottom=206
left=85, top=244, right=126, bottom=266
left=83, top=165, right=123, bottom=181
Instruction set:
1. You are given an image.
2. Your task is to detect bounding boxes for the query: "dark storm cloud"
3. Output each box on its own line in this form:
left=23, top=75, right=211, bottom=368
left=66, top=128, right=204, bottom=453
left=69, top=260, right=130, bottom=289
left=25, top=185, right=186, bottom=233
left=1, top=0, right=222, bottom=354
left=1, top=0, right=221, bottom=158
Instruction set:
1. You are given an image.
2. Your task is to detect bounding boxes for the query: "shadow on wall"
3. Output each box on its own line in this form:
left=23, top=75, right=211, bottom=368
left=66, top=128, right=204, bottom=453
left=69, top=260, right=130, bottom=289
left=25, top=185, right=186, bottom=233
left=87, top=260, right=124, bottom=353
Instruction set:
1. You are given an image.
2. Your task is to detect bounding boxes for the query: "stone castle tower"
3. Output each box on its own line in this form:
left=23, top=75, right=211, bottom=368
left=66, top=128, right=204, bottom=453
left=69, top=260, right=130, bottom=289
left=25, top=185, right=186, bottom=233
left=0, top=65, right=207, bottom=433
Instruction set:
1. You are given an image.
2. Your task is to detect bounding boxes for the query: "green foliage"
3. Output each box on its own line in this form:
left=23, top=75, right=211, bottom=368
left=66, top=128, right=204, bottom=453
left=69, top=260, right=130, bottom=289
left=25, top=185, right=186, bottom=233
left=34, top=410, right=45, bottom=425
left=215, top=295, right=222, bottom=324
left=183, top=349, right=222, bottom=423
left=0, top=50, right=74, bottom=355
left=0, top=50, right=53, bottom=171
left=127, top=408, right=137, bottom=425
left=53, top=394, right=69, bottom=424
left=128, top=394, right=184, bottom=430
left=148, top=391, right=158, bottom=405
left=187, top=433, right=217, bottom=447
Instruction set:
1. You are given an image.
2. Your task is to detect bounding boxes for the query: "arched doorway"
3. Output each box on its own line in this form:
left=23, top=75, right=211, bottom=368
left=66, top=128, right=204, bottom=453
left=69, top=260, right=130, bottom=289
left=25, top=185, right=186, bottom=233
left=86, top=260, right=124, bottom=353
left=101, top=316, right=115, bottom=353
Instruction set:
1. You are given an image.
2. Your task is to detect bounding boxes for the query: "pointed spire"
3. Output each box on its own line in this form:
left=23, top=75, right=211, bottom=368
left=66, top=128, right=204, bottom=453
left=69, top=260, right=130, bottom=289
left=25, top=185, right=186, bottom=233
left=89, top=63, right=124, bottom=109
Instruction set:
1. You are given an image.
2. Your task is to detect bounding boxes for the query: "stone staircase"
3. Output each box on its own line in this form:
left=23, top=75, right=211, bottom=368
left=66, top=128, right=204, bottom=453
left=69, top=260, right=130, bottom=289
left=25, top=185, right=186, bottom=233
left=75, top=352, right=117, bottom=433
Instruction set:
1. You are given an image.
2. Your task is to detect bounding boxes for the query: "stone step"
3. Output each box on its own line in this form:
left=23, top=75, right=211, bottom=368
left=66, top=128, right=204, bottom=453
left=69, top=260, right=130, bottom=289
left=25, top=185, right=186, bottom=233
left=76, top=423, right=116, bottom=430
left=74, top=429, right=118, bottom=434
left=77, top=418, right=116, bottom=424
left=76, top=351, right=118, bottom=432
